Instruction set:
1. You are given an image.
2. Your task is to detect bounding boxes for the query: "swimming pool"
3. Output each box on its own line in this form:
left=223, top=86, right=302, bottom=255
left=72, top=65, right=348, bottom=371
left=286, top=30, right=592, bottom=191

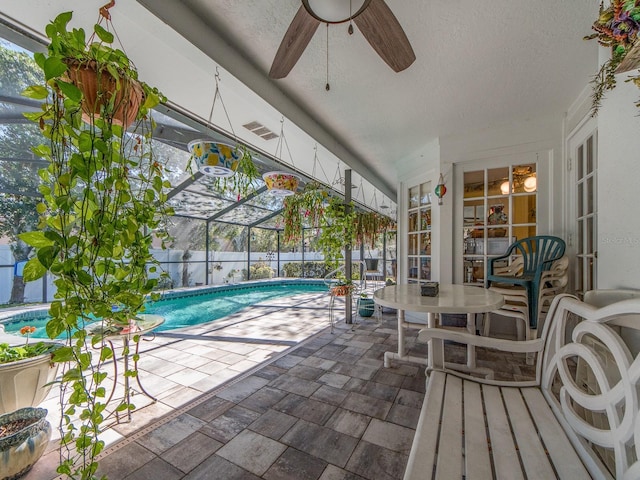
left=1, top=280, right=328, bottom=338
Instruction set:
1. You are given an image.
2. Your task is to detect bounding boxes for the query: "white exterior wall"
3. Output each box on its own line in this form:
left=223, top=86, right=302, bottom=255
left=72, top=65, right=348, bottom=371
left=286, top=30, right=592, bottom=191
left=596, top=66, right=640, bottom=289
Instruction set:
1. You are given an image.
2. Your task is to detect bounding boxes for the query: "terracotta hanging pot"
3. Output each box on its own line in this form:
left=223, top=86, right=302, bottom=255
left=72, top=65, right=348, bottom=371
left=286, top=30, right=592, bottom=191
left=65, top=60, right=144, bottom=129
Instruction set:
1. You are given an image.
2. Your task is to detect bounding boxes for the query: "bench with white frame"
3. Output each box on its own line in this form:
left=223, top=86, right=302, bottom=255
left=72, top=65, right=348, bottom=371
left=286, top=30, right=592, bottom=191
left=405, top=293, right=640, bottom=479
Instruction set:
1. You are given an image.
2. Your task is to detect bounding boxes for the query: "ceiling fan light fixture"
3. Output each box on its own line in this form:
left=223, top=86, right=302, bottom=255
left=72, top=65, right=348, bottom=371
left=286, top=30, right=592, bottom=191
left=302, top=0, right=370, bottom=23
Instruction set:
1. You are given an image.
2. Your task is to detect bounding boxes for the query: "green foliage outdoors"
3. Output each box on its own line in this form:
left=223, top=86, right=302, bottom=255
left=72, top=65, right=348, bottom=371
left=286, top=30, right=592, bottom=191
left=0, top=41, right=46, bottom=303
left=282, top=261, right=332, bottom=278
left=249, top=259, right=274, bottom=279
left=0, top=341, right=59, bottom=364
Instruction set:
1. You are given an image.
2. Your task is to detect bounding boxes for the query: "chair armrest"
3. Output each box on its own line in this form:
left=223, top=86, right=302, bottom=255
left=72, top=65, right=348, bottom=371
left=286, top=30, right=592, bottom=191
left=417, top=328, right=545, bottom=354
left=488, top=255, right=508, bottom=277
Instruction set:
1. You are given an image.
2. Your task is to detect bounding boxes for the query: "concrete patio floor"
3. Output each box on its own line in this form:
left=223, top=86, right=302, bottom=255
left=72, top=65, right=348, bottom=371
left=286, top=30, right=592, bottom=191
left=22, top=290, right=535, bottom=480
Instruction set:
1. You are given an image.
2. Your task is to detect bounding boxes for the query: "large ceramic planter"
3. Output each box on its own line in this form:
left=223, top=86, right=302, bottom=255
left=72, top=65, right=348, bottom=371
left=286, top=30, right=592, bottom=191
left=262, top=171, right=300, bottom=196
left=66, top=60, right=144, bottom=129
left=0, top=345, right=59, bottom=415
left=188, top=140, right=241, bottom=177
left=0, top=407, right=51, bottom=480
left=358, top=297, right=375, bottom=317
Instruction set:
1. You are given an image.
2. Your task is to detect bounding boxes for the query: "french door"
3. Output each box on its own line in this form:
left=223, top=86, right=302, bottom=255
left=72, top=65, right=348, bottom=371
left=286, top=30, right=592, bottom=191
left=567, top=120, right=598, bottom=297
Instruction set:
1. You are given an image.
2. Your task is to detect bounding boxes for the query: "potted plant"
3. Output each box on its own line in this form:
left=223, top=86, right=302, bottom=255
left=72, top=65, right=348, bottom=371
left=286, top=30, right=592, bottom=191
left=282, top=182, right=329, bottom=245
left=357, top=293, right=375, bottom=317
left=18, top=5, right=171, bottom=478
left=191, top=143, right=261, bottom=200
left=0, top=327, right=60, bottom=415
left=263, top=171, right=301, bottom=196
left=585, top=0, right=640, bottom=114
left=330, top=279, right=355, bottom=297
left=219, top=146, right=261, bottom=200
left=317, top=196, right=357, bottom=272
left=0, top=407, right=52, bottom=479
left=355, top=210, right=395, bottom=250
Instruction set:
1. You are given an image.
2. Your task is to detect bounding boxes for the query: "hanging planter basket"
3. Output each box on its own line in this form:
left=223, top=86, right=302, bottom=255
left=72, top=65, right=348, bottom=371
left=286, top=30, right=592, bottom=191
left=188, top=140, right=241, bottom=177
left=65, top=60, right=144, bottom=129
left=262, top=171, right=300, bottom=196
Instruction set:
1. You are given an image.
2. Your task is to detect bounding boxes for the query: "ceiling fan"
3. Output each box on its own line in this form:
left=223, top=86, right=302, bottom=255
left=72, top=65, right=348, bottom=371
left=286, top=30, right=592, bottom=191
left=269, top=0, right=415, bottom=79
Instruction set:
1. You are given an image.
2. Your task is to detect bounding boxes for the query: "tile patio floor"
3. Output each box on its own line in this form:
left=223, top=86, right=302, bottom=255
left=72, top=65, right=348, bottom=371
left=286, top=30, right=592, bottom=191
left=23, top=290, right=535, bottom=480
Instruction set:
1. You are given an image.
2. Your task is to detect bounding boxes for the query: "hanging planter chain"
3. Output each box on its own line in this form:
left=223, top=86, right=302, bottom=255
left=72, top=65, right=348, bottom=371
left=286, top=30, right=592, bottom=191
left=208, top=67, right=237, bottom=140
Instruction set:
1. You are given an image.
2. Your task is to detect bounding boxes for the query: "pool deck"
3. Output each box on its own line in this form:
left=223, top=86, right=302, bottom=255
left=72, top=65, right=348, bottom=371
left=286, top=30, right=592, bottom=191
left=20, top=289, right=535, bottom=480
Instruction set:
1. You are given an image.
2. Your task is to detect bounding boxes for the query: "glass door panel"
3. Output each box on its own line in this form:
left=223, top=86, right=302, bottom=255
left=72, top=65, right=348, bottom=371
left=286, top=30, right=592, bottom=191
left=407, top=180, right=432, bottom=284
left=462, top=163, right=538, bottom=284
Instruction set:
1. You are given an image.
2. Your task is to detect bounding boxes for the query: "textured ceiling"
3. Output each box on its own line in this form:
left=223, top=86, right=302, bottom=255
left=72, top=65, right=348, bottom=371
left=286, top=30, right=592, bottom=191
left=168, top=0, right=599, bottom=190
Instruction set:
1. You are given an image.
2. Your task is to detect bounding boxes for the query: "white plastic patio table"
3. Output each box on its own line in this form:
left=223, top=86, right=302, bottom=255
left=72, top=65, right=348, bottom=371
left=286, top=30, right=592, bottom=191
left=374, top=284, right=504, bottom=372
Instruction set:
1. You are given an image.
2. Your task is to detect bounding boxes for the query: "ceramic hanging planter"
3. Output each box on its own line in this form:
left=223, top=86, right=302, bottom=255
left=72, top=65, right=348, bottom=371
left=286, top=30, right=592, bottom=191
left=0, top=407, right=52, bottom=480
left=188, top=140, right=241, bottom=177
left=262, top=171, right=300, bottom=196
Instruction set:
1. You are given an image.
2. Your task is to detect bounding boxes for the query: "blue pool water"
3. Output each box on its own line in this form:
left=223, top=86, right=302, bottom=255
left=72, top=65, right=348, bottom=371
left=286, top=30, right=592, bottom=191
left=2, top=281, right=327, bottom=338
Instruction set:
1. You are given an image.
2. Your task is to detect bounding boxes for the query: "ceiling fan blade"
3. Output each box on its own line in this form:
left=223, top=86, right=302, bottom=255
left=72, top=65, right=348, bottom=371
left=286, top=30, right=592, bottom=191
left=269, top=6, right=321, bottom=79
left=353, top=0, right=415, bottom=72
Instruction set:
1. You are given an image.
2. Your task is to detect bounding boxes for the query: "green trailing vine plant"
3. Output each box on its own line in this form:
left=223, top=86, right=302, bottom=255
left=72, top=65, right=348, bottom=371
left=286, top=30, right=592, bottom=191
left=585, top=0, right=640, bottom=115
left=18, top=6, right=171, bottom=479
left=212, top=145, right=261, bottom=200
left=282, top=181, right=329, bottom=245
left=355, top=211, right=396, bottom=249
left=316, top=196, right=356, bottom=273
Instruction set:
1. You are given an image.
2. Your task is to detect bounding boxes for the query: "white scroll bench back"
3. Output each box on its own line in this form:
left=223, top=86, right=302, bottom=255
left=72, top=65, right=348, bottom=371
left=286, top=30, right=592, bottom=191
left=405, top=293, right=640, bottom=479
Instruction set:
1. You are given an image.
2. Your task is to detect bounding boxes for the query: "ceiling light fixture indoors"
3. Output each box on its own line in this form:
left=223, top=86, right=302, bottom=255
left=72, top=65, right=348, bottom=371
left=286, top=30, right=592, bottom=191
left=269, top=0, right=415, bottom=79
left=500, top=166, right=537, bottom=195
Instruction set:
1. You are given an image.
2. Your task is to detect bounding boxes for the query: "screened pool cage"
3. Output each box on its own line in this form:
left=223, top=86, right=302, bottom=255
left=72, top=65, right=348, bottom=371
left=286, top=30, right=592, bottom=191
left=0, top=37, right=396, bottom=306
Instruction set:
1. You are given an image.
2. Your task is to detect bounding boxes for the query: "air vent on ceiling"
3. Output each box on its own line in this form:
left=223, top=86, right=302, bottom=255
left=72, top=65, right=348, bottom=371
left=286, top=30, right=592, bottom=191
left=243, top=121, right=279, bottom=141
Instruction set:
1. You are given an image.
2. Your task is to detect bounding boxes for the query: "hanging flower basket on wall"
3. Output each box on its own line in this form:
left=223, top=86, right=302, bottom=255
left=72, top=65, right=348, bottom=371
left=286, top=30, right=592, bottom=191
left=188, top=140, right=242, bottom=177
left=262, top=171, right=300, bottom=196
left=66, top=60, right=144, bottom=129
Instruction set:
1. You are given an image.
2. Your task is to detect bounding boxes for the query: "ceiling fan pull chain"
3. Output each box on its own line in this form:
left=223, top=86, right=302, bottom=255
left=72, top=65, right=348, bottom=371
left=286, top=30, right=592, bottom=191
left=311, top=144, right=318, bottom=179
left=348, top=0, right=354, bottom=35
left=326, top=23, right=330, bottom=91
left=206, top=67, right=237, bottom=141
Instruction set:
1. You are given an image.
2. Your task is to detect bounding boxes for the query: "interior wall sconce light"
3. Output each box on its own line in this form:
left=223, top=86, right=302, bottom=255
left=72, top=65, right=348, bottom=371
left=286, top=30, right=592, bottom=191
left=434, top=173, right=447, bottom=205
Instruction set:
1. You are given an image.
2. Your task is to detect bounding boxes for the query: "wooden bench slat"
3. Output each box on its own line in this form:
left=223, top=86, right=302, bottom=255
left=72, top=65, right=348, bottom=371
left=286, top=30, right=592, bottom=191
left=435, top=375, right=463, bottom=479
left=521, top=388, right=592, bottom=479
left=463, top=380, right=492, bottom=479
left=482, top=385, right=525, bottom=480
left=501, top=387, right=556, bottom=479
left=404, top=295, right=640, bottom=480
left=404, top=370, right=447, bottom=480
